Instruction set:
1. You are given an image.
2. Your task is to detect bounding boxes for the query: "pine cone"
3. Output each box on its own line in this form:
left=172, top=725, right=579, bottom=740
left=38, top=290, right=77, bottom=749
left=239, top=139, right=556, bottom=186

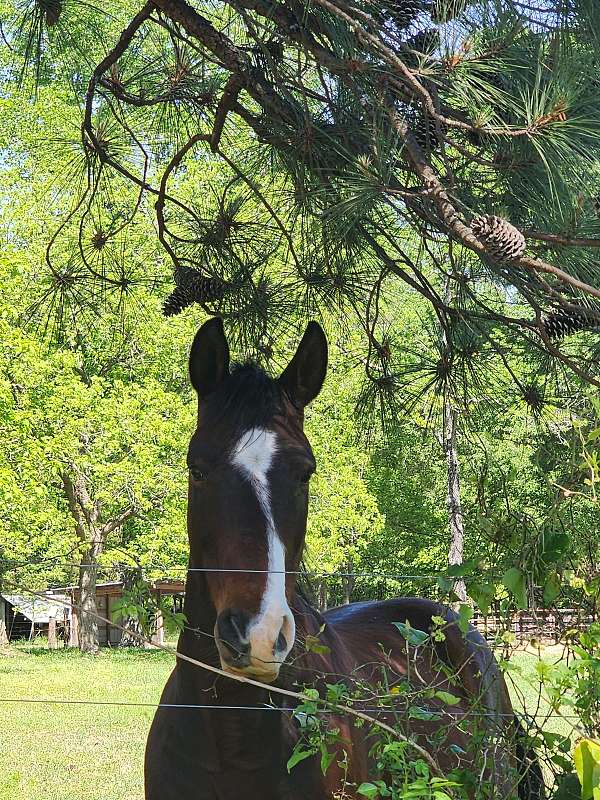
left=163, top=268, right=226, bottom=317
left=412, top=112, right=447, bottom=153
left=38, top=0, right=62, bottom=26
left=380, top=0, right=430, bottom=29
left=471, top=214, right=526, bottom=261
left=540, top=308, right=599, bottom=340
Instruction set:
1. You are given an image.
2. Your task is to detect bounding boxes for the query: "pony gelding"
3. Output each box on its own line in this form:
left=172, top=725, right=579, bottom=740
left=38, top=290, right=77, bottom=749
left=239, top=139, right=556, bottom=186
left=145, top=318, right=543, bottom=800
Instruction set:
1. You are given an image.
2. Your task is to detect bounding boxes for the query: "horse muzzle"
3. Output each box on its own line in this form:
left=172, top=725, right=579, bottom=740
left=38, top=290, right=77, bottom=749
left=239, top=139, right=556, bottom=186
left=215, top=608, right=293, bottom=683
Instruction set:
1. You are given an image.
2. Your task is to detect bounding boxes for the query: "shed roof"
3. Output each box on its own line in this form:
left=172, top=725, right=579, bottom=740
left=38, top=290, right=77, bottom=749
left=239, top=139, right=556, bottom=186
left=1, top=594, right=68, bottom=623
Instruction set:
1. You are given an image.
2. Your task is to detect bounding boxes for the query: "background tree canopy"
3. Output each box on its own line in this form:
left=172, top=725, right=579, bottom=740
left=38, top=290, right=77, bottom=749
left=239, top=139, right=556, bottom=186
left=1, top=0, right=600, bottom=396
left=0, top=0, right=598, bottom=634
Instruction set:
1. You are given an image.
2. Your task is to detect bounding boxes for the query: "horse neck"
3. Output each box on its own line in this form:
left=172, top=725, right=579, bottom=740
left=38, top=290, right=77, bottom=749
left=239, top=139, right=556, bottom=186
left=178, top=570, right=230, bottom=681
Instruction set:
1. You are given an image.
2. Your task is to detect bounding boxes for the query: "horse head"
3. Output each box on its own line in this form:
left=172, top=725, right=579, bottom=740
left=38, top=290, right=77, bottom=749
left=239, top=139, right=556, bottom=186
left=186, top=317, right=327, bottom=683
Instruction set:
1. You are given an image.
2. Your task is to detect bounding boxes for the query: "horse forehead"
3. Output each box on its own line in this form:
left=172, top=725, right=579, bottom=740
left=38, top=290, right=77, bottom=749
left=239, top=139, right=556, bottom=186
left=230, top=427, right=278, bottom=478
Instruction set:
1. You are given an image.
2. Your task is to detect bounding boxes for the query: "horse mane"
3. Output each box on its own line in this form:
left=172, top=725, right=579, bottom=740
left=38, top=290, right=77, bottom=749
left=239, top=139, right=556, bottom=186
left=202, top=362, right=284, bottom=441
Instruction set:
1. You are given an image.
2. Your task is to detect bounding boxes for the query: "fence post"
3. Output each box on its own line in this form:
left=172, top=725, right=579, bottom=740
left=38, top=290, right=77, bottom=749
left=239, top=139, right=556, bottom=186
left=0, top=596, right=8, bottom=647
left=69, top=604, right=79, bottom=648
left=48, top=617, right=58, bottom=649
left=151, top=589, right=164, bottom=646
left=319, top=579, right=328, bottom=612
left=518, top=611, right=523, bottom=640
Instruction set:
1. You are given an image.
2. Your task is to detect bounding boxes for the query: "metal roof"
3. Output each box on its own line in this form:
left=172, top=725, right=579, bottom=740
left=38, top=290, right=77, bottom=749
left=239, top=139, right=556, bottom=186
left=1, top=594, right=69, bottom=623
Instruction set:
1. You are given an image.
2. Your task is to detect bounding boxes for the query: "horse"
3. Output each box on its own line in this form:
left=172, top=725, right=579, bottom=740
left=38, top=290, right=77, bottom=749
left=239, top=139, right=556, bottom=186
left=145, top=318, right=543, bottom=800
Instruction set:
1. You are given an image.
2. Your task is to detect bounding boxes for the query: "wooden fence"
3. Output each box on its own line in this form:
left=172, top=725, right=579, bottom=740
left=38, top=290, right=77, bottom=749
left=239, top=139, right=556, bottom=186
left=472, top=607, right=596, bottom=643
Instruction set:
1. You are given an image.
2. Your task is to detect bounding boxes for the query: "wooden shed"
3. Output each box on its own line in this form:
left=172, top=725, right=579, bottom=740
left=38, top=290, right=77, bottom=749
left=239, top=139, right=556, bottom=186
left=0, top=592, right=69, bottom=642
left=53, top=578, right=185, bottom=647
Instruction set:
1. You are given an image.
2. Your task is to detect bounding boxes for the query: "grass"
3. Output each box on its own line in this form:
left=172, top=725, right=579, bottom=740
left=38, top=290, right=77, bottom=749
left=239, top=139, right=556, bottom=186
left=0, top=644, right=175, bottom=800
left=508, top=646, right=575, bottom=739
left=0, top=642, right=576, bottom=800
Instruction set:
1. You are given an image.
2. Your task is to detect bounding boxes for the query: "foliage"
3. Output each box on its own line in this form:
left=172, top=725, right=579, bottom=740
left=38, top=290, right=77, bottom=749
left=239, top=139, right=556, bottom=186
left=0, top=262, right=193, bottom=588
left=111, top=578, right=187, bottom=639
left=1, top=0, right=600, bottom=432
left=574, top=739, right=600, bottom=800
left=0, top=5, right=599, bottom=792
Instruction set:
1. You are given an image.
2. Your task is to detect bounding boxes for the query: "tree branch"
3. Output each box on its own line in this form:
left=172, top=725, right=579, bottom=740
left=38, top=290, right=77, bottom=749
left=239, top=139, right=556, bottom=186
left=101, top=505, right=139, bottom=537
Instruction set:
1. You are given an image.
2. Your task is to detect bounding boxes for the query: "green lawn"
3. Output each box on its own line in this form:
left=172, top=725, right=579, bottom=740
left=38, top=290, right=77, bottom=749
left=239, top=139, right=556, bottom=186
left=0, top=643, right=574, bottom=800
left=0, top=645, right=174, bottom=800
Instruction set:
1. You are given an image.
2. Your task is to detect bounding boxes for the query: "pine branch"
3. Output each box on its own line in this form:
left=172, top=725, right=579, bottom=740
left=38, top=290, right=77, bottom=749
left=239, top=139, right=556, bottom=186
left=526, top=230, right=600, bottom=249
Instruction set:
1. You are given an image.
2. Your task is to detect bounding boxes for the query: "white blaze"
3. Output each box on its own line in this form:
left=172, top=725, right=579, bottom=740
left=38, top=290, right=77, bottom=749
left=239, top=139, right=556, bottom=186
left=230, top=427, right=295, bottom=672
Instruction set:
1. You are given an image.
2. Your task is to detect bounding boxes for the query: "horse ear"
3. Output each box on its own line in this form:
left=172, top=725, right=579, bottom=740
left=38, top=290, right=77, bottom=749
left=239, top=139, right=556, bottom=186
left=189, top=317, right=230, bottom=397
left=279, top=322, right=328, bottom=408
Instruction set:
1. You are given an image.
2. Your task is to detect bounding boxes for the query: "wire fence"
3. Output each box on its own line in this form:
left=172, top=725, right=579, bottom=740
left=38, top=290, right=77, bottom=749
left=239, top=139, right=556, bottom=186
left=0, top=697, right=583, bottom=718
left=0, top=548, right=585, bottom=763
left=0, top=574, right=589, bottom=754
left=0, top=558, right=459, bottom=580
left=2, top=551, right=596, bottom=647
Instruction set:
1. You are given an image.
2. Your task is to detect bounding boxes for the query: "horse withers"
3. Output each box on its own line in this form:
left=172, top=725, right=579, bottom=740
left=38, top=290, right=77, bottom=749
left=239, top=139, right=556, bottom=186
left=145, top=318, right=543, bottom=800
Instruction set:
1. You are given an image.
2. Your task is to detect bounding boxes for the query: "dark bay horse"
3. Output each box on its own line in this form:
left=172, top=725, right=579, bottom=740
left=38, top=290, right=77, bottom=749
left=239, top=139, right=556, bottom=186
left=145, top=318, right=542, bottom=800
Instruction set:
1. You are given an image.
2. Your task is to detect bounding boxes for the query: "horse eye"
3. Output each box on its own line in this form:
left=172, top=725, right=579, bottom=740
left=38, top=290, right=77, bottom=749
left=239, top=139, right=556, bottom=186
left=190, top=467, right=208, bottom=482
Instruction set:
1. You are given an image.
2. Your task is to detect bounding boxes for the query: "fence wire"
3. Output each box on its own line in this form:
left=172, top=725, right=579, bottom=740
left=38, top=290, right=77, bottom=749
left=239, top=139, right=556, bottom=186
left=0, top=697, right=582, bottom=718
left=1, top=559, right=451, bottom=580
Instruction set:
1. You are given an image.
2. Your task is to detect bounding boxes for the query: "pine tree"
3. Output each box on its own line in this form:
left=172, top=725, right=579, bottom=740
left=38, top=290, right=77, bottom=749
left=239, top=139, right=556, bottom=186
left=4, top=0, right=600, bottom=421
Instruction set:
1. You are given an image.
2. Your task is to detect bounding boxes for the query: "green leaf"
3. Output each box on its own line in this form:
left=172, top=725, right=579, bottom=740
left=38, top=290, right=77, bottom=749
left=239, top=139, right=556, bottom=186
left=287, top=748, right=315, bottom=773
left=320, top=743, right=336, bottom=775
left=542, top=532, right=570, bottom=564
left=446, top=560, right=475, bottom=578
left=468, top=582, right=495, bottom=615
left=574, top=739, right=600, bottom=800
left=586, top=427, right=600, bottom=443
left=357, top=783, right=380, bottom=799
left=543, top=571, right=561, bottom=605
left=502, top=567, right=527, bottom=609
left=408, top=706, right=441, bottom=721
left=457, top=604, right=473, bottom=634
left=303, top=688, right=320, bottom=701
left=392, top=622, right=430, bottom=646
left=434, top=690, right=461, bottom=706
left=305, top=634, right=331, bottom=656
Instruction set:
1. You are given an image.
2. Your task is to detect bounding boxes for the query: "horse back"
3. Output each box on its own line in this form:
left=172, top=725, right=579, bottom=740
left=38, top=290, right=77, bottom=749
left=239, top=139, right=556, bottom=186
left=321, top=597, right=517, bottom=793
left=323, top=596, right=511, bottom=711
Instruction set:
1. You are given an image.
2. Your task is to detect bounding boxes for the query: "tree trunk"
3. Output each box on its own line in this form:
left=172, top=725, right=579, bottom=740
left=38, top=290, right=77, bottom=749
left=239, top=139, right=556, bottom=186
left=119, top=567, right=144, bottom=648
left=442, top=401, right=468, bottom=602
left=61, top=465, right=138, bottom=655
left=78, top=540, right=102, bottom=654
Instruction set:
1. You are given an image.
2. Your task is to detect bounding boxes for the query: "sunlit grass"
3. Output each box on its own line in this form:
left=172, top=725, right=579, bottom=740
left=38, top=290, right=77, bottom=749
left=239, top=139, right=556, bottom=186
left=0, top=644, right=175, bottom=800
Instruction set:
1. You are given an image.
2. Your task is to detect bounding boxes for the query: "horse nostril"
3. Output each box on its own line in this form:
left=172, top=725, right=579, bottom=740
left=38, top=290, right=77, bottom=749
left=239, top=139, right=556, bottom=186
left=225, top=638, right=250, bottom=660
left=275, top=628, right=287, bottom=654
left=216, top=609, right=251, bottom=663
left=227, top=639, right=250, bottom=661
